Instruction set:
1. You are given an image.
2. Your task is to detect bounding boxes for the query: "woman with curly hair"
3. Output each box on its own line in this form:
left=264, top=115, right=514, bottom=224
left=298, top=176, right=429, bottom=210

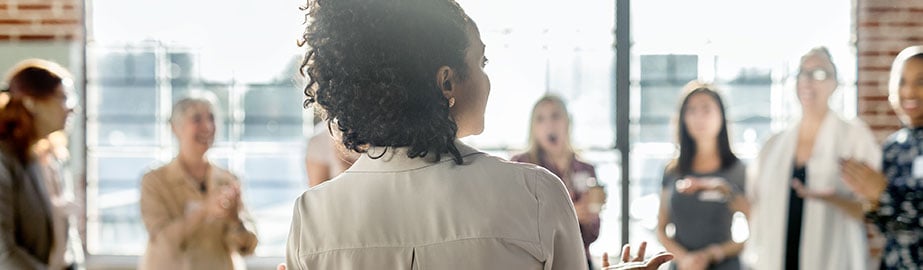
left=284, top=0, right=670, bottom=269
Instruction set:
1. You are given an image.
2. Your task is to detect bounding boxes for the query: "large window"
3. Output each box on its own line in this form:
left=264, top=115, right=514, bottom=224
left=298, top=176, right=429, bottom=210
left=85, top=0, right=308, bottom=260
left=627, top=0, right=857, bottom=256
left=82, top=0, right=856, bottom=268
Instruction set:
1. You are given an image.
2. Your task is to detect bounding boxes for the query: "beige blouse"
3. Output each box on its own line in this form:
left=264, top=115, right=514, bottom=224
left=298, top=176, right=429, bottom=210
left=139, top=159, right=258, bottom=270
left=286, top=141, right=587, bottom=270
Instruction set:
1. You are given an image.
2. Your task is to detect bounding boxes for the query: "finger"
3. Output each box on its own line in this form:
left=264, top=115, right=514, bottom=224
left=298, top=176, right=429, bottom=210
left=621, top=244, right=631, bottom=262
left=276, top=263, right=286, bottom=270
left=791, top=179, right=808, bottom=198
left=601, top=252, right=610, bottom=268
left=842, top=161, right=863, bottom=178
left=644, top=253, right=675, bottom=270
left=634, top=241, right=647, bottom=262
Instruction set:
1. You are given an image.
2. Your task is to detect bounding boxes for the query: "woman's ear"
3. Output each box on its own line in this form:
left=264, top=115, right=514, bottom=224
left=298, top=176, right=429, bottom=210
left=22, top=98, right=36, bottom=114
left=435, top=66, right=455, bottom=99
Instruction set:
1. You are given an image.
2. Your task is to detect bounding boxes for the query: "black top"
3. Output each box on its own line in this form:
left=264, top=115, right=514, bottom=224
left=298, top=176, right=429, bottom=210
left=785, top=165, right=807, bottom=270
left=662, top=162, right=746, bottom=270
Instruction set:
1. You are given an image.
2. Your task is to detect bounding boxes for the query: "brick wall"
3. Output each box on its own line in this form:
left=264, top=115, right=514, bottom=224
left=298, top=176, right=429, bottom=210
left=856, top=0, right=923, bottom=265
left=0, top=0, right=81, bottom=41
left=0, top=0, right=85, bottom=253
left=857, top=0, right=923, bottom=141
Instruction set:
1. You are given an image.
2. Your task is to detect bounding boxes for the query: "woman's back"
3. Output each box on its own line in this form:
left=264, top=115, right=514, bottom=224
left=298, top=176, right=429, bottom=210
left=286, top=141, right=587, bottom=270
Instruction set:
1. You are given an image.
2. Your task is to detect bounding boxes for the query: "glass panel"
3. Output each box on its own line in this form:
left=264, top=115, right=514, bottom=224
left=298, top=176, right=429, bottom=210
left=87, top=154, right=155, bottom=255
left=629, top=0, right=856, bottom=263
left=88, top=0, right=309, bottom=258
left=241, top=152, right=306, bottom=256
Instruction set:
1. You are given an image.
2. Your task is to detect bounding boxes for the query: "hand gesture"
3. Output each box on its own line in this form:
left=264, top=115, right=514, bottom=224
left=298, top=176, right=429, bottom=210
left=840, top=159, right=887, bottom=202
left=601, top=242, right=674, bottom=270
left=790, top=178, right=835, bottom=200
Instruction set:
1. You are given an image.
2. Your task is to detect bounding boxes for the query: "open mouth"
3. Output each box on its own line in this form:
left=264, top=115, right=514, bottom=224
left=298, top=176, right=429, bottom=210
left=548, top=134, right=558, bottom=145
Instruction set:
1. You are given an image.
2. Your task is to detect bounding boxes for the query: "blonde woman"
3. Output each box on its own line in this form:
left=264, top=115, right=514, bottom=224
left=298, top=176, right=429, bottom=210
left=139, top=96, right=258, bottom=270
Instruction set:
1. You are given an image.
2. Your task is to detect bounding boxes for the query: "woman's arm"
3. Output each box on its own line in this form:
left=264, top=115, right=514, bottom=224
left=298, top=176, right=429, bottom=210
left=0, top=162, right=47, bottom=269
left=790, top=179, right=865, bottom=220
left=223, top=181, right=258, bottom=255
left=704, top=195, right=749, bottom=263
left=533, top=169, right=588, bottom=270
left=655, top=190, right=687, bottom=258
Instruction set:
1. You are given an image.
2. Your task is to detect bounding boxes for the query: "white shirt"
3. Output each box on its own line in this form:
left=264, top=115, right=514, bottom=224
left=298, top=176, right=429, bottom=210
left=286, top=141, right=587, bottom=270
left=745, top=112, right=881, bottom=270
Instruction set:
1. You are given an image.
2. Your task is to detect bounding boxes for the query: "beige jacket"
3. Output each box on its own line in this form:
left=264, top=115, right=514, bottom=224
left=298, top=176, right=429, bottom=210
left=139, top=159, right=258, bottom=270
left=286, top=141, right=587, bottom=270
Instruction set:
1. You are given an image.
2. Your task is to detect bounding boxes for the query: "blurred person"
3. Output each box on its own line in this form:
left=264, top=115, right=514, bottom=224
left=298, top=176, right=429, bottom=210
left=0, top=59, right=76, bottom=269
left=841, top=45, right=923, bottom=269
left=139, top=96, right=258, bottom=270
left=746, top=47, right=881, bottom=270
left=33, top=131, right=84, bottom=270
left=285, top=0, right=665, bottom=269
left=656, top=82, right=748, bottom=270
left=305, top=115, right=358, bottom=187
left=511, top=95, right=606, bottom=269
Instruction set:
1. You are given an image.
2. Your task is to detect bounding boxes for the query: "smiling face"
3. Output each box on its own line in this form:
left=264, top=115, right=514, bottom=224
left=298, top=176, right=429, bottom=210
left=796, top=52, right=838, bottom=111
left=892, top=55, right=923, bottom=127
left=171, top=100, right=216, bottom=156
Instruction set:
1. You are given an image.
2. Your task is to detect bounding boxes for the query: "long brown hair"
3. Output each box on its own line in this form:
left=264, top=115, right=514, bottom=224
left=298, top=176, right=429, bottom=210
left=0, top=59, right=70, bottom=162
left=667, top=81, right=739, bottom=175
left=525, top=95, right=575, bottom=164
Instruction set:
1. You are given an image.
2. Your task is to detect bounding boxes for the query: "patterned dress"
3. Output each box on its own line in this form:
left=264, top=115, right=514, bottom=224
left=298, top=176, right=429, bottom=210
left=870, top=127, right=923, bottom=269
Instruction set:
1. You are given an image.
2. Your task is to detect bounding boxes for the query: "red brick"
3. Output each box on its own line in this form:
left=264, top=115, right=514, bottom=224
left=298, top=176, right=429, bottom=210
left=860, top=95, right=889, bottom=102
left=859, top=66, right=892, bottom=72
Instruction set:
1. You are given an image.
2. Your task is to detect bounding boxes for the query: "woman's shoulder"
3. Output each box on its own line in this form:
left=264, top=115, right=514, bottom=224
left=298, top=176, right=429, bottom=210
left=509, top=152, right=531, bottom=163
left=209, top=164, right=240, bottom=185
left=572, top=155, right=596, bottom=171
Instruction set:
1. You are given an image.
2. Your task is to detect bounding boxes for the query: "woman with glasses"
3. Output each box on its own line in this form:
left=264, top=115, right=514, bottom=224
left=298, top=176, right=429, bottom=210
left=745, top=47, right=881, bottom=270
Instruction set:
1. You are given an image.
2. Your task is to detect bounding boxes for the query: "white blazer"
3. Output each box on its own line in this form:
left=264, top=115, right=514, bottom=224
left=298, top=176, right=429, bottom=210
left=745, top=112, right=881, bottom=270
left=285, top=141, right=587, bottom=270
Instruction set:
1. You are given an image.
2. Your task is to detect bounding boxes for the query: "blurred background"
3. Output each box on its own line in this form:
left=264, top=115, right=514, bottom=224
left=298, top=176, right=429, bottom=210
left=0, top=0, right=917, bottom=269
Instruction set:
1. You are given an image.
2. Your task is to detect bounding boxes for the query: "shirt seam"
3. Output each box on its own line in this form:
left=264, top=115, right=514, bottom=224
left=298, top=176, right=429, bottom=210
left=295, top=235, right=541, bottom=257
left=344, top=152, right=485, bottom=173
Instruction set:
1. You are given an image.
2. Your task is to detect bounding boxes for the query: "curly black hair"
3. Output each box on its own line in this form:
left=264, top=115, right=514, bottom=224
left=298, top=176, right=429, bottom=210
left=299, top=0, right=473, bottom=164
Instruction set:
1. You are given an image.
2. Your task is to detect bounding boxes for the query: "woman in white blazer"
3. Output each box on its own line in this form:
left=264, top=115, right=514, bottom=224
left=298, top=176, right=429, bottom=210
left=745, top=47, right=881, bottom=270
left=284, top=0, right=671, bottom=269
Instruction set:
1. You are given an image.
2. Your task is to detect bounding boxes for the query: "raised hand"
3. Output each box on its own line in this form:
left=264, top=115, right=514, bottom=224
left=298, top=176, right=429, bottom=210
left=840, top=159, right=887, bottom=202
left=602, top=241, right=674, bottom=270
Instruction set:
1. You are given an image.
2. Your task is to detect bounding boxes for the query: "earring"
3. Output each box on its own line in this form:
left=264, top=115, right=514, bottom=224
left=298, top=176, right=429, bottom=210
left=448, top=97, right=456, bottom=108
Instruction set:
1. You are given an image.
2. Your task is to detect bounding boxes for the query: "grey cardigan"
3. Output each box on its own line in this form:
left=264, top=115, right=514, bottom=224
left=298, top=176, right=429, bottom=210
left=0, top=147, right=54, bottom=269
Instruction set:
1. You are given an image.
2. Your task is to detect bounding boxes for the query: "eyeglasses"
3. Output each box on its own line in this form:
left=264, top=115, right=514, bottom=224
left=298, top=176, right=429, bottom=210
left=797, top=69, right=834, bottom=81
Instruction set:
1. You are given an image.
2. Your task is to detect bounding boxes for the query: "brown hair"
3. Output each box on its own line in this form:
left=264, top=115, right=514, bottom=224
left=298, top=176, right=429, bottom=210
left=666, top=80, right=739, bottom=175
left=0, top=59, right=70, bottom=162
